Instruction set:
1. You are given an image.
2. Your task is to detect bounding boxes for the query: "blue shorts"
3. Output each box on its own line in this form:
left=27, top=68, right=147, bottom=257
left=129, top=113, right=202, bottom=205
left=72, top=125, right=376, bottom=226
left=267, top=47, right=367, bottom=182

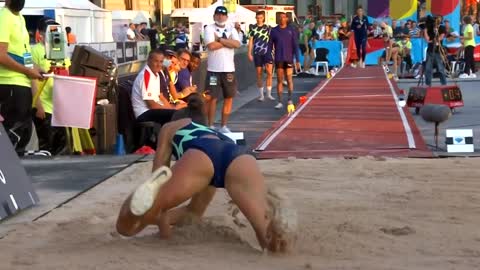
left=254, top=53, right=273, bottom=67
left=188, top=138, right=246, bottom=188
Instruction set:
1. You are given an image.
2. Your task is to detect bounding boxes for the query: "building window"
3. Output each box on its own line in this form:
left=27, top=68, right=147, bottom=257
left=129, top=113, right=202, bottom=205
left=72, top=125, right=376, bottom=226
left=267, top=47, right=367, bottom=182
left=125, top=0, right=133, bottom=10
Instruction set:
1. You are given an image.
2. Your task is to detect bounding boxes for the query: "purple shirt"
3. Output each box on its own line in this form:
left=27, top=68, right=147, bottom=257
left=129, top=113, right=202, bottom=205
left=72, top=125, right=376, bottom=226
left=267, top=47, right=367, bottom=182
left=269, top=25, right=300, bottom=63
left=176, top=68, right=191, bottom=91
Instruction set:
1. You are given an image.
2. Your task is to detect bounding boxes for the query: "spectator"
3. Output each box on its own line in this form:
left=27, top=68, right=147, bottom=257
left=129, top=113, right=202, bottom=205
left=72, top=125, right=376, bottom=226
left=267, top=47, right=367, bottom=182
left=380, top=21, right=393, bottom=38
left=444, top=20, right=458, bottom=41
left=337, top=18, right=351, bottom=46
left=459, top=16, right=477, bottom=78
left=126, top=23, right=136, bottom=41
left=410, top=21, right=421, bottom=37
left=160, top=49, right=184, bottom=103
left=175, top=23, right=188, bottom=51
left=174, top=49, right=197, bottom=101
left=323, top=23, right=337, bottom=40
left=189, top=52, right=202, bottom=73
left=300, top=22, right=315, bottom=73
left=392, top=20, right=403, bottom=38
left=135, top=23, right=147, bottom=40
left=315, top=21, right=325, bottom=40
left=142, top=22, right=159, bottom=50
left=131, top=49, right=178, bottom=126
left=403, top=20, right=412, bottom=36
left=371, top=21, right=383, bottom=38
left=0, top=0, right=44, bottom=155
left=234, top=22, right=245, bottom=44
left=203, top=5, right=241, bottom=133
left=396, top=35, right=413, bottom=72
left=32, top=17, right=69, bottom=155
left=65, top=26, right=77, bottom=46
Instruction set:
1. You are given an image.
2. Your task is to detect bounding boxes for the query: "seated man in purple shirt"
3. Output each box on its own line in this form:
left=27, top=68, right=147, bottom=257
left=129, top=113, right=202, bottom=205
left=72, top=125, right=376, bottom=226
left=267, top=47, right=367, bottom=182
left=174, top=49, right=197, bottom=100
left=269, top=12, right=300, bottom=110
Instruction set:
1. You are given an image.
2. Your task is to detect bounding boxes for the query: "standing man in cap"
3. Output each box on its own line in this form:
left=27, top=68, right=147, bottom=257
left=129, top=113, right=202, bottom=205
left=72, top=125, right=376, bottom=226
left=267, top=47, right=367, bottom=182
left=204, top=5, right=241, bottom=133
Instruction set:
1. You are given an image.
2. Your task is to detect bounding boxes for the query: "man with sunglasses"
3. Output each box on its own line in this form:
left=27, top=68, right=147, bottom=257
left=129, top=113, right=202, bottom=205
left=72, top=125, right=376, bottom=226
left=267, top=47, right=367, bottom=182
left=204, top=6, right=241, bottom=133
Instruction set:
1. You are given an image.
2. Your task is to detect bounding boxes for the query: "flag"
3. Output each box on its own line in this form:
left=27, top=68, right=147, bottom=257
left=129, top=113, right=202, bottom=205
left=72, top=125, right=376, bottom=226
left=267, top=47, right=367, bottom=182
left=51, top=75, right=97, bottom=129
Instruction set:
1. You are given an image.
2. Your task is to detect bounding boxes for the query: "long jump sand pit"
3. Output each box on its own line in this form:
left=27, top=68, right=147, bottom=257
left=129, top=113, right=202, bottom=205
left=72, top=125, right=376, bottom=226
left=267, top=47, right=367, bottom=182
left=1, top=158, right=480, bottom=270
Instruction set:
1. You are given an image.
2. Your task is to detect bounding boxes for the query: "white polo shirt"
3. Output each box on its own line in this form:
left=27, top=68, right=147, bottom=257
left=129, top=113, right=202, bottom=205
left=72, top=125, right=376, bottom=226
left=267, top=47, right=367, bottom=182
left=131, top=65, right=163, bottom=118
left=204, top=23, right=240, bottom=72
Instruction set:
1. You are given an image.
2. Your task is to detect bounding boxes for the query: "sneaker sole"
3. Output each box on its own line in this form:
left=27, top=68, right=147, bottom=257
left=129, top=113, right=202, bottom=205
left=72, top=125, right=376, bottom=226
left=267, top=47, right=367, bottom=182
left=130, top=166, right=172, bottom=216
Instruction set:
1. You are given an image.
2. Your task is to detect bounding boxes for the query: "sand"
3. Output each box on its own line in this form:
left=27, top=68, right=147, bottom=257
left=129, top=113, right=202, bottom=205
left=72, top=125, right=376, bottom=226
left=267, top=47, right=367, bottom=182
left=1, top=157, right=480, bottom=270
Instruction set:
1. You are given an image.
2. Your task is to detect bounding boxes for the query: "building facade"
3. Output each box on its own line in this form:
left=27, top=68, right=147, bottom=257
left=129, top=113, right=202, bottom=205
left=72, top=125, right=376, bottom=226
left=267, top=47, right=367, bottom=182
left=239, top=0, right=368, bottom=20
left=90, top=0, right=213, bottom=10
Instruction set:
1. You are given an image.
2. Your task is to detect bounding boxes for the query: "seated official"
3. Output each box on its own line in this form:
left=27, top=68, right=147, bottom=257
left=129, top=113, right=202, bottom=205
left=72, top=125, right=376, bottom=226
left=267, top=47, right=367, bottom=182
left=174, top=49, right=198, bottom=100
left=131, top=49, right=179, bottom=126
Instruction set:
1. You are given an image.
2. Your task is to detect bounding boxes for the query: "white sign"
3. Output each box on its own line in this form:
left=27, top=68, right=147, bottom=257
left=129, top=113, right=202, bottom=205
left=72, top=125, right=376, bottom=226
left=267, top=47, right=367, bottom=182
left=0, top=169, right=5, bottom=184
left=446, top=129, right=474, bottom=153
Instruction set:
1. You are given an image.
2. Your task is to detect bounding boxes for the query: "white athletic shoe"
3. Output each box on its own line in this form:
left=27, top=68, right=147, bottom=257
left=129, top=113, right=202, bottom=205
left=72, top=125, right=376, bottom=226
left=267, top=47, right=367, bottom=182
left=267, top=94, right=275, bottom=100
left=219, top=126, right=232, bottom=134
left=469, top=73, right=477, bottom=78
left=209, top=125, right=216, bottom=130
left=275, top=103, right=283, bottom=109
left=258, top=95, right=265, bottom=102
left=130, top=166, right=172, bottom=216
left=351, top=63, right=357, bottom=68
left=459, top=73, right=470, bottom=79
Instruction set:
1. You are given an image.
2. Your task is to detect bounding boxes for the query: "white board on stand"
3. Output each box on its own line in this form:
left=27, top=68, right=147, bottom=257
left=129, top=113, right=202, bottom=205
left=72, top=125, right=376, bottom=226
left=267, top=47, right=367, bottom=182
left=446, top=129, right=474, bottom=153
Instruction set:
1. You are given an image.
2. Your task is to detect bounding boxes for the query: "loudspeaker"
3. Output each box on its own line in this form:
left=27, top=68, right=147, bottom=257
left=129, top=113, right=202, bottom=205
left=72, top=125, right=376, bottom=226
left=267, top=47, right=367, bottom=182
left=75, top=65, right=111, bottom=85
left=70, top=45, right=114, bottom=72
left=0, top=123, right=39, bottom=220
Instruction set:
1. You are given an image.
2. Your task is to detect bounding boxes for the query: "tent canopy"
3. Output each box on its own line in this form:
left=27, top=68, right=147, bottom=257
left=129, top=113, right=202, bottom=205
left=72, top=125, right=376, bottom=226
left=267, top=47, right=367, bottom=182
left=20, top=0, right=113, bottom=43
left=24, top=0, right=107, bottom=11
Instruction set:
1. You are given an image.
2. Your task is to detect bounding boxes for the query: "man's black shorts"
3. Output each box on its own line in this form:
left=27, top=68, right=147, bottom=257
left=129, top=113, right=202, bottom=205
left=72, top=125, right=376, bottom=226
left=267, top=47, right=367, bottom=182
left=204, top=72, right=237, bottom=99
left=299, top=44, right=312, bottom=54
left=275, top=62, right=294, bottom=69
left=253, top=54, right=273, bottom=68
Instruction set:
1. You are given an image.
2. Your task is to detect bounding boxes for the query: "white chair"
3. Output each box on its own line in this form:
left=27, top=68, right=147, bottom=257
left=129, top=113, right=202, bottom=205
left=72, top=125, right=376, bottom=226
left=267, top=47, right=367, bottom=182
left=315, top=61, right=329, bottom=76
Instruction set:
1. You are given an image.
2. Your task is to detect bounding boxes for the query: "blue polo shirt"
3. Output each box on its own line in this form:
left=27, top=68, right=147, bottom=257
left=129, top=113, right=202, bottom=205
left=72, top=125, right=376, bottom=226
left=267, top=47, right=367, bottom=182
left=176, top=68, right=191, bottom=91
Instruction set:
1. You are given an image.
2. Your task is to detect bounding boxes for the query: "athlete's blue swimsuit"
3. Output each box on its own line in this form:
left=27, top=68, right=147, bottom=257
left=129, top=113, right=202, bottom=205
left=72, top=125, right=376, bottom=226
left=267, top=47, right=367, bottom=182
left=171, top=121, right=245, bottom=188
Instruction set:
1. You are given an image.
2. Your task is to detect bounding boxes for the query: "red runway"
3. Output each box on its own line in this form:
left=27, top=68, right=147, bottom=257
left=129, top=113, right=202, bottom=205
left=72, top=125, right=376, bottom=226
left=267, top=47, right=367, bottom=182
left=254, top=66, right=432, bottom=159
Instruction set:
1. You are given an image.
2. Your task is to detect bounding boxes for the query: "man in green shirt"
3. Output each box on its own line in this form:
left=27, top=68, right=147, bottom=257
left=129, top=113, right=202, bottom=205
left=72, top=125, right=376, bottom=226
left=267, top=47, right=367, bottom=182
left=31, top=17, right=69, bottom=155
left=0, top=0, right=44, bottom=154
left=300, top=22, right=315, bottom=73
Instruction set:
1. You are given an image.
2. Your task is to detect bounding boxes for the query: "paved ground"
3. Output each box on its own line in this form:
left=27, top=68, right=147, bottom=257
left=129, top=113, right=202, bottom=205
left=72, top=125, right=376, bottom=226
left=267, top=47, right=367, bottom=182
left=0, top=155, right=143, bottom=236
left=2, top=73, right=479, bottom=233
left=398, top=79, right=480, bottom=153
left=215, top=76, right=321, bottom=150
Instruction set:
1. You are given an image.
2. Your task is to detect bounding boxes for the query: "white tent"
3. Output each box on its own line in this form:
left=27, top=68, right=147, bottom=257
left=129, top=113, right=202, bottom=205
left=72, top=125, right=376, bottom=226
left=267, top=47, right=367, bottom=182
left=21, top=0, right=113, bottom=43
